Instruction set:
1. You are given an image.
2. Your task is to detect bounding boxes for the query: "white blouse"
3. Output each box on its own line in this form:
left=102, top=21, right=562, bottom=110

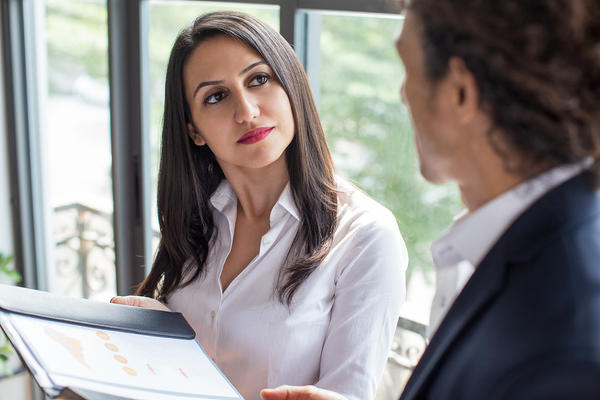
left=167, top=179, right=408, bottom=400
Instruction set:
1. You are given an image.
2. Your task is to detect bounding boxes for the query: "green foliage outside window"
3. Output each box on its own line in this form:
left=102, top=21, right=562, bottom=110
left=319, top=15, right=463, bottom=280
left=45, top=0, right=108, bottom=95
left=0, top=253, right=22, bottom=377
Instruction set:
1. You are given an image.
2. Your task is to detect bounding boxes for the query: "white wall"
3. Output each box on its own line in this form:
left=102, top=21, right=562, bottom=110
left=0, top=7, right=15, bottom=257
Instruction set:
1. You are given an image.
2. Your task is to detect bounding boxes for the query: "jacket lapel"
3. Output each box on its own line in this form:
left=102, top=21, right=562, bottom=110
left=399, top=238, right=509, bottom=400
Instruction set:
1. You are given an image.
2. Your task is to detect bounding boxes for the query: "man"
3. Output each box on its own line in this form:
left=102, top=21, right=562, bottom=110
left=261, top=0, right=600, bottom=399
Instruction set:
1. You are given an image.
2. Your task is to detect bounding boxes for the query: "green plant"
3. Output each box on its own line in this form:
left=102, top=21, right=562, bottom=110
left=0, top=253, right=22, bottom=377
left=0, top=254, right=20, bottom=284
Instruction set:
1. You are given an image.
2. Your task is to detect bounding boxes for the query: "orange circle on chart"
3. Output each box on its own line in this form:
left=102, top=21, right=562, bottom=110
left=96, top=331, right=110, bottom=340
left=123, top=367, right=137, bottom=376
left=114, top=355, right=128, bottom=364
left=105, top=343, right=119, bottom=352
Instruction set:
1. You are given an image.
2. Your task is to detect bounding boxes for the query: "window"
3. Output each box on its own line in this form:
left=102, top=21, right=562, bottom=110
left=44, top=0, right=115, bottom=301
left=2, top=0, right=116, bottom=300
left=316, top=11, right=461, bottom=309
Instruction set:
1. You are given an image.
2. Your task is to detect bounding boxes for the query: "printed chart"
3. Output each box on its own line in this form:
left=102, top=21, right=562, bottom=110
left=9, top=313, right=240, bottom=399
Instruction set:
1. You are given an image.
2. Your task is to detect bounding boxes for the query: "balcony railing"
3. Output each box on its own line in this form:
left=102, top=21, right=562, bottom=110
left=53, top=202, right=117, bottom=299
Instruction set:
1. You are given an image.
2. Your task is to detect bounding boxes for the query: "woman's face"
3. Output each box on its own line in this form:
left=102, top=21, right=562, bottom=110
left=183, top=34, right=295, bottom=174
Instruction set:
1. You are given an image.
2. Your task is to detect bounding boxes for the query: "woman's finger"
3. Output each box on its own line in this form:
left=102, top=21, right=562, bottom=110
left=110, top=296, right=172, bottom=312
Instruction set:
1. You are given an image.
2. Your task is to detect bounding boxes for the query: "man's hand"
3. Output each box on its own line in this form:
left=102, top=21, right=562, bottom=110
left=110, top=295, right=172, bottom=312
left=261, top=385, right=348, bottom=400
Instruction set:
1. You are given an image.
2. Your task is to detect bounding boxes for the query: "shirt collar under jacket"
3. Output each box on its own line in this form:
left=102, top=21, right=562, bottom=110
left=431, top=159, right=591, bottom=273
left=427, top=159, right=591, bottom=338
left=209, top=179, right=300, bottom=222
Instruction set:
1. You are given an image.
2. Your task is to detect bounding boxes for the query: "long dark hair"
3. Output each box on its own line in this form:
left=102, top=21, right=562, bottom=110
left=403, top=0, right=600, bottom=186
left=136, top=11, right=338, bottom=306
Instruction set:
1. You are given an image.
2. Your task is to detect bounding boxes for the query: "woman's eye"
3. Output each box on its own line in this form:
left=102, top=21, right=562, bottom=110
left=204, top=92, right=225, bottom=105
left=250, top=74, right=269, bottom=87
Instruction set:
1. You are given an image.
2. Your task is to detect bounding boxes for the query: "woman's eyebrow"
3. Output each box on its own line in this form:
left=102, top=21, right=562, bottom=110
left=239, top=60, right=268, bottom=76
left=193, top=80, right=223, bottom=99
left=192, top=60, right=268, bottom=100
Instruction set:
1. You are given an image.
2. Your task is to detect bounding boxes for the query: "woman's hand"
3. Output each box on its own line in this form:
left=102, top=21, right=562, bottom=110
left=260, top=386, right=348, bottom=400
left=110, top=296, right=172, bottom=312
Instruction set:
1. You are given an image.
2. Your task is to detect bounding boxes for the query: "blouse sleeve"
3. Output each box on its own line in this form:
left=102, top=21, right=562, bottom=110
left=315, top=207, right=408, bottom=400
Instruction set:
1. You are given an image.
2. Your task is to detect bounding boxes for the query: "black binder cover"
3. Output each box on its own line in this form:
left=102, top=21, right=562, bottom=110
left=0, top=284, right=195, bottom=339
left=0, top=284, right=242, bottom=400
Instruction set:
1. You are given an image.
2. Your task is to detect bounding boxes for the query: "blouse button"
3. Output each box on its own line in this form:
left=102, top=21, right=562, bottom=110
left=262, top=237, right=272, bottom=245
left=211, top=311, right=216, bottom=319
left=274, top=209, right=282, bottom=217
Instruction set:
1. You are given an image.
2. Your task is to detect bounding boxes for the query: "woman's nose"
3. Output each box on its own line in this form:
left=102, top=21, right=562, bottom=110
left=234, top=92, right=259, bottom=124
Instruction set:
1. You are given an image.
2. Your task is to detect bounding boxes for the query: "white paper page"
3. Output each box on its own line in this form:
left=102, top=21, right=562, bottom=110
left=0, top=312, right=63, bottom=391
left=0, top=311, right=58, bottom=391
left=7, top=313, right=242, bottom=400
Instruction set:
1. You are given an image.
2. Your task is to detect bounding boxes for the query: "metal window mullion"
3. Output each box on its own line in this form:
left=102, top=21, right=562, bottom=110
left=107, top=0, right=151, bottom=295
left=297, top=0, right=398, bottom=14
left=1, top=0, right=50, bottom=292
left=279, top=0, right=296, bottom=46
left=294, top=10, right=321, bottom=109
left=2, top=3, right=48, bottom=398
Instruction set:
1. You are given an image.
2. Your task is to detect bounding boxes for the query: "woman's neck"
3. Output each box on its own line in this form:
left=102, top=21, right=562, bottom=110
left=220, top=154, right=290, bottom=220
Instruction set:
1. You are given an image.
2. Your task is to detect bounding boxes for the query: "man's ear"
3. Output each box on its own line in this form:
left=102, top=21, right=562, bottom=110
left=187, top=123, right=206, bottom=146
left=447, top=57, right=480, bottom=124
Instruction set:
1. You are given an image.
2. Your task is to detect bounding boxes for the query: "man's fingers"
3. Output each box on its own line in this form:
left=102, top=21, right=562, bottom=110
left=261, top=385, right=306, bottom=400
left=261, top=385, right=347, bottom=400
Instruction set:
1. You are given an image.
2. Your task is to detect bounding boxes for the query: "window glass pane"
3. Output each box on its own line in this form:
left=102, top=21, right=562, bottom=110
left=147, top=2, right=279, bottom=247
left=320, top=12, right=463, bottom=297
left=44, top=0, right=115, bottom=300
left=317, top=12, right=463, bottom=395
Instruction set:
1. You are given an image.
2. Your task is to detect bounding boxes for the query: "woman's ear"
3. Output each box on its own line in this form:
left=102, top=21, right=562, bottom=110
left=187, top=123, right=206, bottom=146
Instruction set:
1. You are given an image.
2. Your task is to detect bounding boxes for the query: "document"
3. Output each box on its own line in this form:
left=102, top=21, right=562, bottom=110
left=0, top=285, right=244, bottom=400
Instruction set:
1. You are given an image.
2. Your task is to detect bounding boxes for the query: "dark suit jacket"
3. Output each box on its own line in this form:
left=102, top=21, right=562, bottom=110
left=400, top=174, right=600, bottom=400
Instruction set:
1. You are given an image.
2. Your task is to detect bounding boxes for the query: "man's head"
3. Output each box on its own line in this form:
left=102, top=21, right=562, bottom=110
left=397, top=0, right=600, bottom=188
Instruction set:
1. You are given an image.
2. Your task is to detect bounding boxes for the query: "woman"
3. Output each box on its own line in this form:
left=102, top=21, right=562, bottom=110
left=113, top=10, right=408, bottom=400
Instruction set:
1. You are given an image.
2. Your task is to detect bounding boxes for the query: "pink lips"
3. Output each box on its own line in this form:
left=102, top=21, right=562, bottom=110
left=237, top=127, right=274, bottom=144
